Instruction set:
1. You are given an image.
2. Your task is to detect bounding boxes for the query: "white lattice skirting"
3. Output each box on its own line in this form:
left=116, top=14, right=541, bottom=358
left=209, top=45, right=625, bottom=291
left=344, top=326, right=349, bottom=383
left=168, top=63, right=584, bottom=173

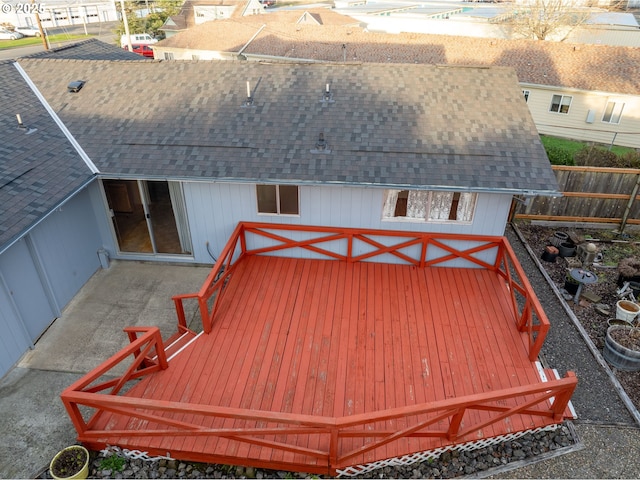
left=336, top=424, right=561, bottom=477
left=100, top=445, right=173, bottom=462
left=99, top=424, right=561, bottom=477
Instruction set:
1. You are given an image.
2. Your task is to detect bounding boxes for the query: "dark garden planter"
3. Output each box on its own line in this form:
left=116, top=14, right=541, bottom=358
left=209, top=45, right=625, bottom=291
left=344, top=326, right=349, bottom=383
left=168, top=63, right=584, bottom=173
left=603, top=326, right=640, bottom=372
left=541, top=245, right=559, bottom=263
left=558, top=241, right=576, bottom=258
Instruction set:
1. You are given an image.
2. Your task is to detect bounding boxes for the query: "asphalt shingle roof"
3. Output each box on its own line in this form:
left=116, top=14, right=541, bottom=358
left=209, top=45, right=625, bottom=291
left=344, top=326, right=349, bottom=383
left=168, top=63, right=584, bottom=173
left=0, top=61, right=94, bottom=250
left=22, top=38, right=149, bottom=61
left=157, top=16, right=640, bottom=96
left=19, top=58, right=557, bottom=195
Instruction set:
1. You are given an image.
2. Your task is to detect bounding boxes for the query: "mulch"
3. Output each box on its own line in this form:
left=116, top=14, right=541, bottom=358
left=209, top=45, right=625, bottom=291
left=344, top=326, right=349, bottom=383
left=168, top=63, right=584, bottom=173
left=514, top=221, right=640, bottom=417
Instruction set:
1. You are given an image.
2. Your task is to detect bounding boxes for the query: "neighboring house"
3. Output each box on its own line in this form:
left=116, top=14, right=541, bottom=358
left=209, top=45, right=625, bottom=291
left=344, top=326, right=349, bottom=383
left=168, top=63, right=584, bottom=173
left=0, top=0, right=119, bottom=29
left=153, top=15, right=640, bottom=149
left=160, top=0, right=266, bottom=39
left=1, top=44, right=558, bottom=378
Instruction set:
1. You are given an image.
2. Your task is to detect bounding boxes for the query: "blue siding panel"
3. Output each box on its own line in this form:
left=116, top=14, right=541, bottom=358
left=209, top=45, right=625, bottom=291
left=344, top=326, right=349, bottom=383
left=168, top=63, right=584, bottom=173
left=30, top=187, right=102, bottom=309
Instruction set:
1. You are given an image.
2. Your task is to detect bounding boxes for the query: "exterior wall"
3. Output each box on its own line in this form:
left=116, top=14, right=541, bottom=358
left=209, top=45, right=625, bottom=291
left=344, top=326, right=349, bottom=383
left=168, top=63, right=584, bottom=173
left=193, top=5, right=238, bottom=24
left=566, top=26, right=640, bottom=48
left=0, top=0, right=119, bottom=29
left=0, top=184, right=102, bottom=379
left=0, top=276, right=29, bottom=378
left=29, top=185, right=103, bottom=310
left=153, top=46, right=234, bottom=61
left=523, top=84, right=640, bottom=149
left=182, top=182, right=513, bottom=264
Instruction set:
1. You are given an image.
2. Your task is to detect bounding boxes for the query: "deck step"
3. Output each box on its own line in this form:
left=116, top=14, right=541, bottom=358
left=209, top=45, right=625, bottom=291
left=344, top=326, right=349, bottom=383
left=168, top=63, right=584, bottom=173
left=537, top=363, right=577, bottom=420
left=160, top=330, right=199, bottom=361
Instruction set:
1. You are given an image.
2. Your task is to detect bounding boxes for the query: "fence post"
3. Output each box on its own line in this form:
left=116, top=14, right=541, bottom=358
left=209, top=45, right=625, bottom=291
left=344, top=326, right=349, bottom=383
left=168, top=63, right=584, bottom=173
left=619, top=172, right=640, bottom=234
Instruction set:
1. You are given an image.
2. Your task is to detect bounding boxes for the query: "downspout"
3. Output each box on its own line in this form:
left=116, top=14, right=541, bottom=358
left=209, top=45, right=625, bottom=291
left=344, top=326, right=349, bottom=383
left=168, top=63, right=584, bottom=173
left=237, top=24, right=266, bottom=58
left=618, top=172, right=640, bottom=234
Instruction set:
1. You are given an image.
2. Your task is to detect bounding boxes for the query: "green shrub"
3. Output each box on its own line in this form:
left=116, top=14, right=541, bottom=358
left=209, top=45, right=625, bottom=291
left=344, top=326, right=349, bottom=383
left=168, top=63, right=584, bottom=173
left=545, top=145, right=575, bottom=165
left=574, top=146, right=619, bottom=167
left=614, top=151, right=640, bottom=168
left=99, top=455, right=125, bottom=472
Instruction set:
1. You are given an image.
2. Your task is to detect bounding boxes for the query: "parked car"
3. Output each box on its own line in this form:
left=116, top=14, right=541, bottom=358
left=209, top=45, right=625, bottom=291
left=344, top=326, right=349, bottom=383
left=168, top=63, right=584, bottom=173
left=123, top=44, right=154, bottom=58
left=259, top=0, right=276, bottom=6
left=120, top=33, right=157, bottom=48
left=15, top=25, right=41, bottom=37
left=0, top=28, right=23, bottom=40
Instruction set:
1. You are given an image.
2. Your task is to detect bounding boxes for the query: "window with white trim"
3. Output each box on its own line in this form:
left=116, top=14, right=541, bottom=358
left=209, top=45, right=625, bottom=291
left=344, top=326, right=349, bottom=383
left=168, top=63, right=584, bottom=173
left=256, top=185, right=299, bottom=215
left=164, top=52, right=174, bottom=60
left=549, top=94, right=572, bottom=114
left=602, top=101, right=624, bottom=124
left=382, top=190, right=476, bottom=223
left=522, top=90, right=530, bottom=103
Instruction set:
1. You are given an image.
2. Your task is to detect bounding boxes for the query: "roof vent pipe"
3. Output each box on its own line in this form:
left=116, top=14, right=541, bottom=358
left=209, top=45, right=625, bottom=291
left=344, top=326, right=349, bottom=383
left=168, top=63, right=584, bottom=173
left=244, top=81, right=254, bottom=107
left=16, top=114, right=37, bottom=135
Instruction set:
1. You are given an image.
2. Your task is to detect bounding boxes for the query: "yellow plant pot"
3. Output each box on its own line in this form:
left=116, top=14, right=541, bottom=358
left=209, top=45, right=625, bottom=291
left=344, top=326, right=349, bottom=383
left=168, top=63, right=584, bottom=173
left=49, top=445, right=89, bottom=480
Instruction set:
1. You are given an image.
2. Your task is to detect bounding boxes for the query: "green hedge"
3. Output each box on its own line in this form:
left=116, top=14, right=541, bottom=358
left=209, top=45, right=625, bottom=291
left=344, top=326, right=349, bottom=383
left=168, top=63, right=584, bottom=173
left=540, top=135, right=639, bottom=167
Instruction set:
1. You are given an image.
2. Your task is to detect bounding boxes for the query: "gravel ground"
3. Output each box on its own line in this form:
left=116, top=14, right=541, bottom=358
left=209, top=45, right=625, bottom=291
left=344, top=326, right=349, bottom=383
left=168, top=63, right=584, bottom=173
left=78, top=425, right=575, bottom=480
left=44, top=223, right=639, bottom=479
left=514, top=221, right=640, bottom=413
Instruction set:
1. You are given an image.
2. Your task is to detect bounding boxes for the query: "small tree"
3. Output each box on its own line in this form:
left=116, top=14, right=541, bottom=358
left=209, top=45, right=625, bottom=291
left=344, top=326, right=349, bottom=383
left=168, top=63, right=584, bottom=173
left=505, top=0, right=591, bottom=41
left=115, top=0, right=181, bottom=41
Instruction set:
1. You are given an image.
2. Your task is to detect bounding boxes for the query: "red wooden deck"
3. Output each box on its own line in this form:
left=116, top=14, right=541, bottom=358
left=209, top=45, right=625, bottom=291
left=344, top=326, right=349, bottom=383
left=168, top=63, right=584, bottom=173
left=61, top=223, right=577, bottom=476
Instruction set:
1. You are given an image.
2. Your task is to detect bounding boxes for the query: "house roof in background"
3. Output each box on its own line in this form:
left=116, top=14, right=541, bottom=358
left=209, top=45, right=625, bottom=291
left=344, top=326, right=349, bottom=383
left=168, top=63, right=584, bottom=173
left=162, top=0, right=250, bottom=32
left=157, top=18, right=640, bottom=96
left=0, top=61, right=95, bottom=250
left=19, top=58, right=557, bottom=195
left=21, top=38, right=149, bottom=61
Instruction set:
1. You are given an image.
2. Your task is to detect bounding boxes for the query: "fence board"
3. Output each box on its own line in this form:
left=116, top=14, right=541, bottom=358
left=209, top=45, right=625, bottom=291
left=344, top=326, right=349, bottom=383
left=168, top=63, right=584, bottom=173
left=514, top=166, right=640, bottom=228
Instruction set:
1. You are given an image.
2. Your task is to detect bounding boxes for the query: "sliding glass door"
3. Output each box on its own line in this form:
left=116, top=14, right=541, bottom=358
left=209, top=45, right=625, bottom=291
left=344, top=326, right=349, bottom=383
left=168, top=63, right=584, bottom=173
left=103, top=179, right=192, bottom=255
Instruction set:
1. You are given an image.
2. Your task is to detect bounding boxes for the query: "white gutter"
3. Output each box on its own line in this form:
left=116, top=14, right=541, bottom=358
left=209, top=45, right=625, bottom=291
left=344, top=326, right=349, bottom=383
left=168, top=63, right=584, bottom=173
left=13, top=62, right=100, bottom=174
left=238, top=24, right=266, bottom=56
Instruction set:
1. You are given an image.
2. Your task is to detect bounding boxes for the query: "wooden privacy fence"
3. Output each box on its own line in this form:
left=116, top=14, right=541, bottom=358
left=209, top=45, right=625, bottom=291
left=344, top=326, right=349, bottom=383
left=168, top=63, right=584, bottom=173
left=514, top=165, right=640, bottom=231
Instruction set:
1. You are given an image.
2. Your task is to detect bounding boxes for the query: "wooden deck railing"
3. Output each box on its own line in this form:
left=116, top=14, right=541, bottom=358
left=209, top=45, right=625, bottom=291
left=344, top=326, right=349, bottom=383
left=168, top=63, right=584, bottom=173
left=173, top=222, right=550, bottom=360
left=61, top=327, right=167, bottom=435
left=63, top=363, right=576, bottom=475
left=61, top=223, right=569, bottom=474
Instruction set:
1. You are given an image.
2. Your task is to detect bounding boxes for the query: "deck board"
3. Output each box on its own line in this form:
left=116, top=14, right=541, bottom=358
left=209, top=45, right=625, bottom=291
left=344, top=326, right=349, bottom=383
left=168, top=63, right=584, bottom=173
left=89, top=254, right=566, bottom=472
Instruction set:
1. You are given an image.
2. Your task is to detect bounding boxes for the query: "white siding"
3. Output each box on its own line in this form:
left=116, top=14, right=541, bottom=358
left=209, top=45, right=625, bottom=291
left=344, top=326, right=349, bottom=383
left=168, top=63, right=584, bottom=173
left=183, top=182, right=512, bottom=264
left=524, top=86, right=640, bottom=149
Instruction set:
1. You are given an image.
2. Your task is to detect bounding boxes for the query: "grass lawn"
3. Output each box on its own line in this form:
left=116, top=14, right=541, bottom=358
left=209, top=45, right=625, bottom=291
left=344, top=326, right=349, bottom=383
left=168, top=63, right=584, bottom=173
left=0, top=34, right=90, bottom=50
left=540, top=134, right=636, bottom=157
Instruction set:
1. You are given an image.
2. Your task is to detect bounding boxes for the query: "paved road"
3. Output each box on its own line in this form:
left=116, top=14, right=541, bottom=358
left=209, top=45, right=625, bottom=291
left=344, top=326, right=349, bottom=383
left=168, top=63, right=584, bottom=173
left=0, top=21, right=118, bottom=60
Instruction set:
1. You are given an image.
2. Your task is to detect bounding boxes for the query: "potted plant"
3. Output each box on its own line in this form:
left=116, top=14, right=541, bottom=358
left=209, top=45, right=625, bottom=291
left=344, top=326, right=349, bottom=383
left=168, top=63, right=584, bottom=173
left=49, top=445, right=90, bottom=480
left=603, top=324, right=640, bottom=372
left=617, top=257, right=640, bottom=287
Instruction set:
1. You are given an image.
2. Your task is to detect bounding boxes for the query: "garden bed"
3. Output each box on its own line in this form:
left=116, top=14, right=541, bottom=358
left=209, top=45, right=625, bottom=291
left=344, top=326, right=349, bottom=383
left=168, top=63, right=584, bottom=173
left=515, top=221, right=640, bottom=415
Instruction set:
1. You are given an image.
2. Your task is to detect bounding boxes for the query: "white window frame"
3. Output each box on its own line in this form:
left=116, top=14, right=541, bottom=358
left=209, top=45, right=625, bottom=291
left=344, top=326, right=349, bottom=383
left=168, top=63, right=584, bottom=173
left=164, top=52, right=174, bottom=60
left=522, top=90, right=530, bottom=103
left=256, top=184, right=300, bottom=216
left=382, top=189, right=477, bottom=224
left=602, top=101, right=624, bottom=124
left=549, top=94, right=572, bottom=114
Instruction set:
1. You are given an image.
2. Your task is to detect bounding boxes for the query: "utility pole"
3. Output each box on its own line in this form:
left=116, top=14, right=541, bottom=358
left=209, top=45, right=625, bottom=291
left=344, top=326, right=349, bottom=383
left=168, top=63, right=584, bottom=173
left=120, top=0, right=133, bottom=52
left=31, top=0, right=48, bottom=50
